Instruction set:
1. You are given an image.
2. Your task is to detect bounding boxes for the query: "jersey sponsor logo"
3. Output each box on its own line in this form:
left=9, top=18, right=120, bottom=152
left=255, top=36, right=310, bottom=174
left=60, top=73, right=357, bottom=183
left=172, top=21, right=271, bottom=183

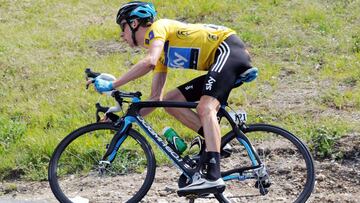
left=207, top=33, right=218, bottom=41
left=167, top=47, right=199, bottom=69
left=148, top=30, right=154, bottom=40
left=176, top=30, right=190, bottom=39
left=185, top=85, right=193, bottom=91
left=159, top=56, right=166, bottom=65
left=205, top=76, right=216, bottom=90
left=171, top=52, right=188, bottom=67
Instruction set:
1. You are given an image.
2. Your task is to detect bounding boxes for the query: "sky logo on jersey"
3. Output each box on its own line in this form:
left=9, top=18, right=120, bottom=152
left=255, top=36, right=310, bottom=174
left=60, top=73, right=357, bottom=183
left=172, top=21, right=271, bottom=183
left=205, top=76, right=216, bottom=90
left=185, top=85, right=193, bottom=90
left=167, top=47, right=199, bottom=69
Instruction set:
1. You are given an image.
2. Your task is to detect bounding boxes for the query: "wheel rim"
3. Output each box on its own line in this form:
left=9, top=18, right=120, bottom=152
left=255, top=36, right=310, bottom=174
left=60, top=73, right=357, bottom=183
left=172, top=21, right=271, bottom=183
left=221, top=127, right=313, bottom=203
left=51, top=126, right=151, bottom=202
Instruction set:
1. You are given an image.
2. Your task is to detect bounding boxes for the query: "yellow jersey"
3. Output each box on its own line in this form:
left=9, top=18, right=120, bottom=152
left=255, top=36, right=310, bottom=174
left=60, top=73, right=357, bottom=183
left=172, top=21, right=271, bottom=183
left=144, top=19, right=236, bottom=73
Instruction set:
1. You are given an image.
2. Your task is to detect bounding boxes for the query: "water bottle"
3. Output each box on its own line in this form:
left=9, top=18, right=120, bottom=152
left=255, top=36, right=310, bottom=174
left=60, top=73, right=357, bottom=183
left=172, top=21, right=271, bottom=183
left=162, top=127, right=187, bottom=154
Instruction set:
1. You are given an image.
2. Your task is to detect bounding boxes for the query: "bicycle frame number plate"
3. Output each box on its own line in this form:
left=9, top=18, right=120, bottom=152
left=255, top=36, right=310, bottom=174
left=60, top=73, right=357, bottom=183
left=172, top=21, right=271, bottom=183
left=229, top=109, right=247, bottom=123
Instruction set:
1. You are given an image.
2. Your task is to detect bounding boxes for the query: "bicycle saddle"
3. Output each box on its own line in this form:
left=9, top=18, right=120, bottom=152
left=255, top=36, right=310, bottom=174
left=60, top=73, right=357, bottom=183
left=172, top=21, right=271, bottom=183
left=234, top=67, right=258, bottom=87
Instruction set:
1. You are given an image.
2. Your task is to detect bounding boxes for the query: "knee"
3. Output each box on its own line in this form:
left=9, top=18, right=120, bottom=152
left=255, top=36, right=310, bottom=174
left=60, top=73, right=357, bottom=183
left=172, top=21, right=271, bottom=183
left=196, top=102, right=216, bottom=118
left=164, top=106, right=173, bottom=114
left=164, top=90, right=183, bottom=113
left=163, top=93, right=173, bottom=113
left=163, top=89, right=182, bottom=101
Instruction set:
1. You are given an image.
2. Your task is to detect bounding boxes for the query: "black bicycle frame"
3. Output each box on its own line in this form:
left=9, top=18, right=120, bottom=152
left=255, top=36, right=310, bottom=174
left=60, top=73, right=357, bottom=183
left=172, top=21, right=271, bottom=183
left=104, top=99, right=262, bottom=179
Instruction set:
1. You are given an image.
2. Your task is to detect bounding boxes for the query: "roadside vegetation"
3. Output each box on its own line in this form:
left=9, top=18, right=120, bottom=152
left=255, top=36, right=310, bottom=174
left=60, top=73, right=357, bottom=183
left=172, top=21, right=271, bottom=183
left=0, top=0, right=359, bottom=180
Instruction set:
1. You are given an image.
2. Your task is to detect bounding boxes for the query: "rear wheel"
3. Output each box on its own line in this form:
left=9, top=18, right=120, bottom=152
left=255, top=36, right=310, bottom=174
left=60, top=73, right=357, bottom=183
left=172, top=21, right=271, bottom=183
left=220, top=124, right=315, bottom=203
left=48, top=122, right=156, bottom=203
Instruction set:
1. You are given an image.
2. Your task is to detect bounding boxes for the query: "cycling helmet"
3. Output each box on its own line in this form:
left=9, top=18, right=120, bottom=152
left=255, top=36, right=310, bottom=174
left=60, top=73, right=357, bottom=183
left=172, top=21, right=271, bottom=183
left=116, top=1, right=156, bottom=25
left=116, top=1, right=156, bottom=46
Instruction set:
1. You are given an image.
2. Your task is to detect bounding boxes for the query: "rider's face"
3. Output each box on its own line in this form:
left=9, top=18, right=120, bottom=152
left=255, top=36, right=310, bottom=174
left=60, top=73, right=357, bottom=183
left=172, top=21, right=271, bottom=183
left=120, top=20, right=135, bottom=47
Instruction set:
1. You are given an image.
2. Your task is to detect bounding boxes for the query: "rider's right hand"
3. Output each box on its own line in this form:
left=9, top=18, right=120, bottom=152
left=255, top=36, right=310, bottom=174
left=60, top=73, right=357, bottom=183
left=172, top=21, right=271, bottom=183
left=94, top=78, right=114, bottom=93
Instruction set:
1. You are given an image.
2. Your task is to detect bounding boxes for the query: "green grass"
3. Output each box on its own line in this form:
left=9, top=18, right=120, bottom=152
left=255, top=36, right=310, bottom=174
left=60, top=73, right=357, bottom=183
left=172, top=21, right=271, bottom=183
left=0, top=0, right=359, bottom=180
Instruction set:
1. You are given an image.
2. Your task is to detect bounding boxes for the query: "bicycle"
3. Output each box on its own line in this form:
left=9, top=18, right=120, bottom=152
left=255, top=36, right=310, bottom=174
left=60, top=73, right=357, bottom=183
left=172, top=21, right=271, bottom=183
left=48, top=68, right=315, bottom=203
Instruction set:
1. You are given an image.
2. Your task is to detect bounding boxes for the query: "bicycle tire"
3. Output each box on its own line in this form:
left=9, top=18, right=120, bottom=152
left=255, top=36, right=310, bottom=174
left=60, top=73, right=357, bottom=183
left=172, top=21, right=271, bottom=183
left=220, top=124, right=315, bottom=203
left=48, top=122, right=156, bottom=203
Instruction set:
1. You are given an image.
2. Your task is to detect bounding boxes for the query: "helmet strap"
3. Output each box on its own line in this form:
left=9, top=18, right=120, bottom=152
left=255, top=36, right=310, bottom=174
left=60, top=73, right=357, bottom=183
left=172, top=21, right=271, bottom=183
left=127, top=19, right=144, bottom=46
left=131, top=30, right=138, bottom=46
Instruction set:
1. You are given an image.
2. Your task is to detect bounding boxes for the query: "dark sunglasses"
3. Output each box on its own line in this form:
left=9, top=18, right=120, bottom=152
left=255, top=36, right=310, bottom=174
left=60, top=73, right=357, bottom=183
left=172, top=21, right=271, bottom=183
left=120, top=22, right=127, bottom=32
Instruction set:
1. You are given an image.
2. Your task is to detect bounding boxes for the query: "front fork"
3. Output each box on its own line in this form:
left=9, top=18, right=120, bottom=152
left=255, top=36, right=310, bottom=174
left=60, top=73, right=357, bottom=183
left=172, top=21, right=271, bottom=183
left=97, top=118, right=133, bottom=173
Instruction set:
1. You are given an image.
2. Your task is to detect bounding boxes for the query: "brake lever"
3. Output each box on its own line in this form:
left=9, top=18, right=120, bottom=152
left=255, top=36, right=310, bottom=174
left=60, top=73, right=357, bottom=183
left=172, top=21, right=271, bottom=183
left=86, top=79, right=95, bottom=89
left=85, top=68, right=101, bottom=89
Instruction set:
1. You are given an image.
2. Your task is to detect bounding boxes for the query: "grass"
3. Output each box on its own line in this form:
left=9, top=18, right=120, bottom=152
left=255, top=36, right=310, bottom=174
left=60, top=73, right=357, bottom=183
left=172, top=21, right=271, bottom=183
left=0, top=0, right=359, bottom=180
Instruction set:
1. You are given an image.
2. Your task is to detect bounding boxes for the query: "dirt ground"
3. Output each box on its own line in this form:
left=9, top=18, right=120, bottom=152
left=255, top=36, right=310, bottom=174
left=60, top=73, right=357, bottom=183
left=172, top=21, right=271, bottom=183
left=0, top=143, right=360, bottom=203
left=0, top=133, right=359, bottom=203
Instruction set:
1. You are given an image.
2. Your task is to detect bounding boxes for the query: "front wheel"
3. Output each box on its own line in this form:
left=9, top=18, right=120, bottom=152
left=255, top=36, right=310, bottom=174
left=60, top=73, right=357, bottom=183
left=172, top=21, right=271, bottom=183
left=48, top=122, right=156, bottom=203
left=220, top=124, right=315, bottom=203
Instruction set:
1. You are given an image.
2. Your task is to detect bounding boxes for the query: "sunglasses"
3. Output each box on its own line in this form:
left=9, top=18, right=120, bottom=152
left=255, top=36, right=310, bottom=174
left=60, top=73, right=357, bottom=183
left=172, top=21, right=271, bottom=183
left=120, top=22, right=127, bottom=32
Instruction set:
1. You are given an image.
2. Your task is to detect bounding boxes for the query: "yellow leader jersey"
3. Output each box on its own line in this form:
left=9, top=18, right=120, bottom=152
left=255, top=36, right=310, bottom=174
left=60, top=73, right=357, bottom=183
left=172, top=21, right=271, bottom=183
left=144, top=19, right=236, bottom=73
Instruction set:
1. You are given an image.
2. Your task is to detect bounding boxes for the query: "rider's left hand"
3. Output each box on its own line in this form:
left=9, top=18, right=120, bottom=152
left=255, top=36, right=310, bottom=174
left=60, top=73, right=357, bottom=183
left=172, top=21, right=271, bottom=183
left=94, top=77, right=114, bottom=93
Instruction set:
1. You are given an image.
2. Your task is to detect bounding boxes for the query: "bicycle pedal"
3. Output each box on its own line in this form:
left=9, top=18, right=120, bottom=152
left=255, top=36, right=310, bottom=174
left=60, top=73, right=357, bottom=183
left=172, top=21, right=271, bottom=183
left=184, top=193, right=199, bottom=199
left=179, top=192, right=210, bottom=199
left=177, top=185, right=225, bottom=197
left=181, top=191, right=211, bottom=199
left=220, top=143, right=233, bottom=158
left=220, top=150, right=231, bottom=158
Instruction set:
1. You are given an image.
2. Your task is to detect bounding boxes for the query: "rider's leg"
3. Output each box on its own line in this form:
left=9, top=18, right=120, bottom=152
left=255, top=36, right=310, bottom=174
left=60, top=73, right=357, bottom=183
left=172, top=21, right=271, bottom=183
left=178, top=94, right=225, bottom=194
left=179, top=35, right=253, bottom=194
left=196, top=95, right=222, bottom=180
left=163, top=88, right=202, bottom=132
left=196, top=95, right=221, bottom=152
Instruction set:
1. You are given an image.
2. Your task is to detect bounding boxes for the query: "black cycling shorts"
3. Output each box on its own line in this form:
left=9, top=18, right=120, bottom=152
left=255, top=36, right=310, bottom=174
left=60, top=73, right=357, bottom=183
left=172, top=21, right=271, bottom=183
left=178, top=35, right=252, bottom=104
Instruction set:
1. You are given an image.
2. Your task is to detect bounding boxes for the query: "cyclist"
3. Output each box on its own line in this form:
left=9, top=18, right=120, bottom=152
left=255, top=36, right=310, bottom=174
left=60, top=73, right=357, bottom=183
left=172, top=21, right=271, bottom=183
left=92, top=1, right=253, bottom=195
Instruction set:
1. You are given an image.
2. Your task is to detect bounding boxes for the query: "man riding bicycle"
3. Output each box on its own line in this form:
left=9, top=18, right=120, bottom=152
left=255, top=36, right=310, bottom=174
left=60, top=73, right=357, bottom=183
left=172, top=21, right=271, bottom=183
left=92, top=1, right=254, bottom=195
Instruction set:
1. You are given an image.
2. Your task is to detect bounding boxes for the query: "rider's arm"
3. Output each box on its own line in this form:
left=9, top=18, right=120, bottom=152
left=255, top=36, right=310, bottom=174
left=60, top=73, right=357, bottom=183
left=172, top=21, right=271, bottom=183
left=112, top=40, right=165, bottom=88
left=140, top=71, right=167, bottom=116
